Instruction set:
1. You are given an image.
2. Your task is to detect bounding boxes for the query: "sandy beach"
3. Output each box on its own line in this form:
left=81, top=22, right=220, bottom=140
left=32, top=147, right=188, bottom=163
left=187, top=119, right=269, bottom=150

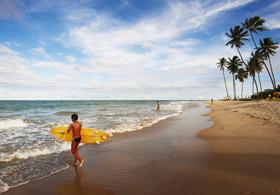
left=4, top=101, right=280, bottom=195
left=199, top=100, right=280, bottom=194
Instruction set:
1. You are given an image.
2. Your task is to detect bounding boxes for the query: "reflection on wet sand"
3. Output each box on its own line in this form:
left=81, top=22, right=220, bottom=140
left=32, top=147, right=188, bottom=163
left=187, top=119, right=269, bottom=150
left=54, top=165, right=114, bottom=195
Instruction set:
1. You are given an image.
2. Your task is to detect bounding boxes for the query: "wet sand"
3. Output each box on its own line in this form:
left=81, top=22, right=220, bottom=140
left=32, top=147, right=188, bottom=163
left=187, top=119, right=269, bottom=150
left=5, top=101, right=280, bottom=194
left=5, top=102, right=213, bottom=195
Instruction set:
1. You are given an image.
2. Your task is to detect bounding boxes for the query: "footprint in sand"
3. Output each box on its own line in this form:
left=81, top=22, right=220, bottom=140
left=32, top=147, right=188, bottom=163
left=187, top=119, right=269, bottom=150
left=243, top=191, right=255, bottom=195
left=273, top=188, right=280, bottom=192
left=201, top=185, right=209, bottom=190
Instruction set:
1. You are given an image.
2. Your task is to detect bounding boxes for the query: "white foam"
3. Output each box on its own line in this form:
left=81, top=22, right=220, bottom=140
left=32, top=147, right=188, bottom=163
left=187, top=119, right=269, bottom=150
left=106, top=101, right=186, bottom=135
left=0, top=179, right=9, bottom=194
left=0, top=119, right=29, bottom=130
left=0, top=101, right=187, bottom=161
left=106, top=113, right=175, bottom=135
left=0, top=142, right=70, bottom=162
left=161, top=101, right=185, bottom=113
left=35, top=164, right=70, bottom=181
left=0, top=165, right=70, bottom=194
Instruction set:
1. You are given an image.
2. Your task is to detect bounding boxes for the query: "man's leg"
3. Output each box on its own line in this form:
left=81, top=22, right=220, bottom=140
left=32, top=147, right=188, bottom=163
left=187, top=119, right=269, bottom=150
left=71, top=141, right=78, bottom=165
left=74, top=142, right=82, bottom=161
left=72, top=141, right=82, bottom=162
left=75, top=142, right=84, bottom=167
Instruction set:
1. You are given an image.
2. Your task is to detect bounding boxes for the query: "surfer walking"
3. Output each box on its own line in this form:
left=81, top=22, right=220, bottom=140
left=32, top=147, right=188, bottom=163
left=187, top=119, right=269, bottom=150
left=67, top=114, right=85, bottom=167
left=156, top=100, right=160, bottom=111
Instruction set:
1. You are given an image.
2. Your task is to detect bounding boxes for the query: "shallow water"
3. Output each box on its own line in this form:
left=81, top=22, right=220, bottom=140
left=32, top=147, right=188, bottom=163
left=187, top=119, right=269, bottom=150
left=0, top=100, right=186, bottom=193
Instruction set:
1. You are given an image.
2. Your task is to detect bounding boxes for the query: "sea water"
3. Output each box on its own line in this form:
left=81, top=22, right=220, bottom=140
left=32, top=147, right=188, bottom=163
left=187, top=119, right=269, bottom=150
left=0, top=100, right=185, bottom=193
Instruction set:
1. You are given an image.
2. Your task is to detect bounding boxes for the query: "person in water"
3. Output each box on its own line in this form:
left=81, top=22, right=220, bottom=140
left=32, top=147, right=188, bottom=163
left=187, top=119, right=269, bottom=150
left=156, top=100, right=160, bottom=111
left=67, top=114, right=84, bottom=167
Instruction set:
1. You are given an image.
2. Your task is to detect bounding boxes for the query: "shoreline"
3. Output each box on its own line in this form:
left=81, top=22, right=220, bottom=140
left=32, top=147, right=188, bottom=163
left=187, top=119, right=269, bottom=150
left=4, top=100, right=280, bottom=194
left=0, top=100, right=188, bottom=193
left=4, top=102, right=213, bottom=195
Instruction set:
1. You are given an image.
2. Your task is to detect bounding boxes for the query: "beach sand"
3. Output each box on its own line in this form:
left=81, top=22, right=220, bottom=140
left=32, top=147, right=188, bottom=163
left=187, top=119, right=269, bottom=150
left=199, top=100, right=280, bottom=194
left=5, top=101, right=280, bottom=194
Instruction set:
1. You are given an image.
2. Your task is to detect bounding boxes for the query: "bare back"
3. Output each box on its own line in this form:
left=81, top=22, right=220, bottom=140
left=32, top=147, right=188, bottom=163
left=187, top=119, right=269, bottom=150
left=70, top=121, right=82, bottom=138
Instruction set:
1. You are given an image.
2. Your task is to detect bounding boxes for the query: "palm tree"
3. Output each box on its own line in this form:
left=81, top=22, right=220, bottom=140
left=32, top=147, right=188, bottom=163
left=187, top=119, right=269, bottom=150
left=242, top=16, right=268, bottom=49
left=254, top=54, right=264, bottom=93
left=226, top=26, right=249, bottom=66
left=242, top=16, right=270, bottom=92
left=255, top=50, right=275, bottom=90
left=247, top=55, right=259, bottom=94
left=235, top=68, right=248, bottom=98
left=217, top=57, right=229, bottom=98
left=227, top=56, right=242, bottom=99
left=258, top=37, right=279, bottom=89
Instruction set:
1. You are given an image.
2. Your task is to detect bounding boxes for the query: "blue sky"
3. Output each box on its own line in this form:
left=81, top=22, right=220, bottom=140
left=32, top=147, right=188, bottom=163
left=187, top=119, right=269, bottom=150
left=0, top=0, right=279, bottom=100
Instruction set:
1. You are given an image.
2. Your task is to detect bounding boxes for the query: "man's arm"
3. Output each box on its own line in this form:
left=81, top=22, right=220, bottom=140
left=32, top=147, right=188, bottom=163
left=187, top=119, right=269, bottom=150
left=67, top=124, right=72, bottom=133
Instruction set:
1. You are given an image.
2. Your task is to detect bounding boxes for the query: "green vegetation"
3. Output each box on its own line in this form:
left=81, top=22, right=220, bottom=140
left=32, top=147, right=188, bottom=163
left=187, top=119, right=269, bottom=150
left=235, top=68, right=248, bottom=99
left=217, top=16, right=279, bottom=100
left=227, top=56, right=242, bottom=99
left=217, top=57, right=229, bottom=98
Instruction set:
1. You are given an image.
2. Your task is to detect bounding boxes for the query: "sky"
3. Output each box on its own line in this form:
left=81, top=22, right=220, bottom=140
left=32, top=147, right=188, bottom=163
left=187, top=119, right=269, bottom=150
left=0, top=0, right=279, bottom=100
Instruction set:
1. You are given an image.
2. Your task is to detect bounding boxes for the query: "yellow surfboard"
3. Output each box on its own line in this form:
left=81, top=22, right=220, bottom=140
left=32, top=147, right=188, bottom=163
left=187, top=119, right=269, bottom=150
left=50, top=126, right=110, bottom=144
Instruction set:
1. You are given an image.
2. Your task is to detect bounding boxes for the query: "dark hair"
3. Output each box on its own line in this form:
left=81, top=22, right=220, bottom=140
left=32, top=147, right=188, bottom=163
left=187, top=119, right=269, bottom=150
left=71, top=113, right=78, bottom=121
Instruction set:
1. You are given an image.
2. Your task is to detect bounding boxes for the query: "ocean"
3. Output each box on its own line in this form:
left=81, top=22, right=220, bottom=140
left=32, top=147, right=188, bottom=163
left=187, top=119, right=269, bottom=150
left=0, top=100, right=186, bottom=193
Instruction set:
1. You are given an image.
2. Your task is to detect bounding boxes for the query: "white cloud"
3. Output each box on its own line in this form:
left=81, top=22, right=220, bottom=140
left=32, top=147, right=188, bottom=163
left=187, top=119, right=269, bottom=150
left=2, top=0, right=267, bottom=100
left=266, top=13, right=280, bottom=30
left=65, top=1, right=254, bottom=66
left=0, top=44, right=87, bottom=99
left=40, top=1, right=280, bottom=100
left=65, top=56, right=77, bottom=63
left=0, top=44, right=37, bottom=88
left=262, top=1, right=280, bottom=29
left=32, top=60, right=75, bottom=73
left=14, top=42, right=21, bottom=47
left=32, top=46, right=49, bottom=58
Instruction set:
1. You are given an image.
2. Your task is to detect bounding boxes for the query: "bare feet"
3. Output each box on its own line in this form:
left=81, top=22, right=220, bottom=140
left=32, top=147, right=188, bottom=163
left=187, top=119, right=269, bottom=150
left=71, top=159, right=77, bottom=166
left=79, top=160, right=85, bottom=168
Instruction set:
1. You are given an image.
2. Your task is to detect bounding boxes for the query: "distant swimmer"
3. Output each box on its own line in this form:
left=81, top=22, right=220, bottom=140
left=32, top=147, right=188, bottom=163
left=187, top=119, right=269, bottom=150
left=67, top=114, right=84, bottom=167
left=156, top=100, right=160, bottom=111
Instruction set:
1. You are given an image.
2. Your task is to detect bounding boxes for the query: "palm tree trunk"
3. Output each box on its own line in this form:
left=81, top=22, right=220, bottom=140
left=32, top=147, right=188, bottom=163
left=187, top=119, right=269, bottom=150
left=262, top=59, right=276, bottom=89
left=222, top=70, right=229, bottom=97
left=257, top=72, right=264, bottom=99
left=241, top=82, right=244, bottom=99
left=268, top=55, right=277, bottom=88
left=253, top=76, right=259, bottom=94
left=257, top=72, right=262, bottom=92
left=252, top=78, right=254, bottom=94
left=236, top=47, right=247, bottom=67
left=233, top=74, right=236, bottom=99
left=250, top=32, right=258, bottom=49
